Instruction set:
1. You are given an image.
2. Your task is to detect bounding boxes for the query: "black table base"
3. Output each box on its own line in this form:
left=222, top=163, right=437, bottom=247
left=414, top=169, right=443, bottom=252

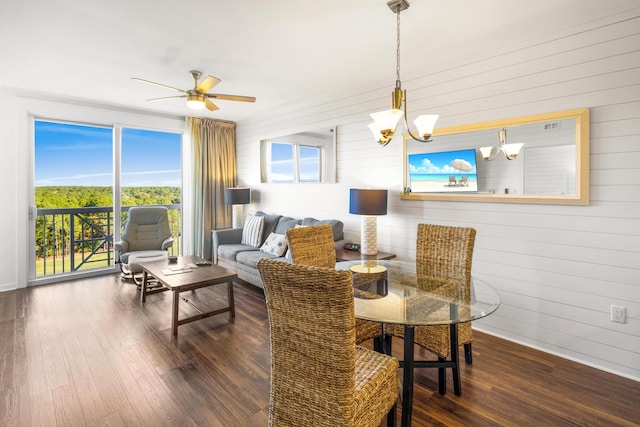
left=381, top=323, right=461, bottom=427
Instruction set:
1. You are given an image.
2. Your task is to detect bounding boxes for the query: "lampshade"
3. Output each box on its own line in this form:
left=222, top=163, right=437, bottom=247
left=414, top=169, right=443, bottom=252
left=349, top=189, right=388, bottom=215
left=368, top=109, right=404, bottom=143
left=479, top=146, right=495, bottom=160
left=369, top=109, right=404, bottom=133
left=503, top=143, right=524, bottom=159
left=186, top=94, right=206, bottom=110
left=225, top=188, right=251, bottom=205
left=413, top=114, right=440, bottom=139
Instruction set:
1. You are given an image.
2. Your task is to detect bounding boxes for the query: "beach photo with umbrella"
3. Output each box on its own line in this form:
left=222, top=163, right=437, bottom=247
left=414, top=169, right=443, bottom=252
left=450, top=158, right=473, bottom=186
left=408, top=148, right=479, bottom=193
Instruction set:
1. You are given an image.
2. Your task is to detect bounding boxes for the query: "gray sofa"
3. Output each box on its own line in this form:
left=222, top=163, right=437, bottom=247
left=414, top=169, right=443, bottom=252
left=212, top=211, right=348, bottom=288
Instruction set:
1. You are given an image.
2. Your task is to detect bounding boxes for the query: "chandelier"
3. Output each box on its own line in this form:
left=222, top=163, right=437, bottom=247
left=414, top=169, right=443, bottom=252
left=479, top=128, right=524, bottom=160
left=368, top=0, right=439, bottom=146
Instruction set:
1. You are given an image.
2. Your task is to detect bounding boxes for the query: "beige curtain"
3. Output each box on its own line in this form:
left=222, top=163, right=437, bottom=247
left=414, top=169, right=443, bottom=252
left=188, top=117, right=236, bottom=260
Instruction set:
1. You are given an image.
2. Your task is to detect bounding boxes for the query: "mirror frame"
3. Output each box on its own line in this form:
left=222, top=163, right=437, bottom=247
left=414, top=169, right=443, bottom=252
left=402, top=108, right=589, bottom=205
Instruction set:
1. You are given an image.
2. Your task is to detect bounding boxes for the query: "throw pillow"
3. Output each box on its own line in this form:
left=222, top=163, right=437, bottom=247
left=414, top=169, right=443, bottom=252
left=241, top=214, right=265, bottom=247
left=301, top=217, right=344, bottom=241
left=260, top=233, right=288, bottom=257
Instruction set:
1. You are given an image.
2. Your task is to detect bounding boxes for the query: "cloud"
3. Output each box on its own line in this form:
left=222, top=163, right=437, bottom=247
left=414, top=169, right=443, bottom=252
left=36, top=169, right=181, bottom=186
left=410, top=158, right=441, bottom=174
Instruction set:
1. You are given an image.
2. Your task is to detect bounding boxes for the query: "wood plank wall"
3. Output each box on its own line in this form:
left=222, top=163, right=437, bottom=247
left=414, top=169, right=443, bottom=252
left=235, top=10, right=640, bottom=380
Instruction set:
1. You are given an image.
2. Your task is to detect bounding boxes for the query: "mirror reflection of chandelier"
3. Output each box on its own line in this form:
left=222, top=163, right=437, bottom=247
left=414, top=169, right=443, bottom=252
left=479, top=128, right=525, bottom=160
left=368, top=0, right=439, bottom=146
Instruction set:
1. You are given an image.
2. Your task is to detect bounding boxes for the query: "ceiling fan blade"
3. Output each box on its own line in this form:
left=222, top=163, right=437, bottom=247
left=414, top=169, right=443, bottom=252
left=132, top=77, right=187, bottom=93
left=196, top=75, right=221, bottom=93
left=147, top=95, right=187, bottom=101
left=205, top=93, right=256, bottom=103
left=205, top=99, right=219, bottom=111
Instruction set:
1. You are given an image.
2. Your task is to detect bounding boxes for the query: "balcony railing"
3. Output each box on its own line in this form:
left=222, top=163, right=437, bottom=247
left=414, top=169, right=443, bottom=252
left=35, top=205, right=181, bottom=277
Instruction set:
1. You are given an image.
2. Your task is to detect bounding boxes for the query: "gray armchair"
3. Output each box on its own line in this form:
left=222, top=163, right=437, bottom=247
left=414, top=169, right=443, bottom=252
left=115, top=206, right=174, bottom=279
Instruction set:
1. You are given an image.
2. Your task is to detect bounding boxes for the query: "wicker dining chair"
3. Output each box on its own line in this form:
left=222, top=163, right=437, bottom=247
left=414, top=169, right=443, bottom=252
left=257, top=258, right=398, bottom=427
left=286, top=224, right=383, bottom=345
left=385, top=223, right=476, bottom=391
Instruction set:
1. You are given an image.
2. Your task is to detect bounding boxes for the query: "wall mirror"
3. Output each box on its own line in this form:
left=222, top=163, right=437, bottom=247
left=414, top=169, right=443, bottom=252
left=402, top=108, right=589, bottom=205
left=260, top=126, right=336, bottom=183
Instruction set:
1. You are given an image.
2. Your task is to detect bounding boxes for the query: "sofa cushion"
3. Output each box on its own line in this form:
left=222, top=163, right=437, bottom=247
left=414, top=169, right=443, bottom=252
left=236, top=249, right=283, bottom=269
left=218, top=244, right=260, bottom=262
left=275, top=216, right=302, bottom=235
left=255, top=211, right=282, bottom=245
left=241, top=214, right=264, bottom=247
left=260, top=233, right=288, bottom=257
left=301, top=217, right=344, bottom=241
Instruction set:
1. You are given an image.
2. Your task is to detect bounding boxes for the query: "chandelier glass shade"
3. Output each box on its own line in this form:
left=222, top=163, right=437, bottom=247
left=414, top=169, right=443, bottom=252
left=480, top=128, right=524, bottom=160
left=368, top=0, right=439, bottom=146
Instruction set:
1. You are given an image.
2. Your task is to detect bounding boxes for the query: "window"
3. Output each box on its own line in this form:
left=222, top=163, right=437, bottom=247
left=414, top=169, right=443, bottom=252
left=260, top=127, right=336, bottom=183
left=299, top=145, right=320, bottom=182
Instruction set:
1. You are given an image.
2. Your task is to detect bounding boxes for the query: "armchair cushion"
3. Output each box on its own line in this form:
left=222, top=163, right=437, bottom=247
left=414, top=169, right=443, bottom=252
left=123, top=207, right=173, bottom=252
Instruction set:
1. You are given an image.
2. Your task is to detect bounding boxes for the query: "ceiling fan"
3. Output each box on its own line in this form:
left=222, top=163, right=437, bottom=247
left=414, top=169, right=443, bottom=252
left=132, top=70, right=256, bottom=112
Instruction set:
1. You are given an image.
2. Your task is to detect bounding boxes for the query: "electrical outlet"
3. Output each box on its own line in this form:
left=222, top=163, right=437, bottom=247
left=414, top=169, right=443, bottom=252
left=611, top=305, right=626, bottom=323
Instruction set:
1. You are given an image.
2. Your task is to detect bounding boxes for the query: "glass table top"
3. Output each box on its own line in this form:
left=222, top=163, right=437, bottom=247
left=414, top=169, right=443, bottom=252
left=336, top=259, right=501, bottom=326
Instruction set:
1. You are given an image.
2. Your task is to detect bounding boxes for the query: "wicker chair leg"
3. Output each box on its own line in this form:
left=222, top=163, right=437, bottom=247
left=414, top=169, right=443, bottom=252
left=464, top=342, right=473, bottom=364
left=387, top=402, right=396, bottom=427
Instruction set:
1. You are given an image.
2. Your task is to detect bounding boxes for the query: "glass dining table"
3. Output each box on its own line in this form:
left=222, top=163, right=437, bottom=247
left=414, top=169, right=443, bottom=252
left=336, top=259, right=501, bottom=427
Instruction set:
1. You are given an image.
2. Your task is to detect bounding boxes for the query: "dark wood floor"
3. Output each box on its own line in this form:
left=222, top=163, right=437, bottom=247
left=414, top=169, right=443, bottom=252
left=1, top=274, right=639, bottom=427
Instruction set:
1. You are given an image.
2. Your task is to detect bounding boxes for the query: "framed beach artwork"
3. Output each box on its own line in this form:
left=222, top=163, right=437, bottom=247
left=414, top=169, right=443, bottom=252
left=408, top=148, right=479, bottom=193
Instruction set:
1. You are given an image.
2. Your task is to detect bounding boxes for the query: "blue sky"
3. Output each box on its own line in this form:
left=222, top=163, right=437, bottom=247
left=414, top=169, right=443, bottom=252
left=35, top=121, right=181, bottom=186
left=409, top=148, right=478, bottom=175
left=270, top=142, right=319, bottom=182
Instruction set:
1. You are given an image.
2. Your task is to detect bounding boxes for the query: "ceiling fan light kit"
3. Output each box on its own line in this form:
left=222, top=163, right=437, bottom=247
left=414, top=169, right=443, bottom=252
left=133, top=70, right=256, bottom=112
left=186, top=94, right=206, bottom=110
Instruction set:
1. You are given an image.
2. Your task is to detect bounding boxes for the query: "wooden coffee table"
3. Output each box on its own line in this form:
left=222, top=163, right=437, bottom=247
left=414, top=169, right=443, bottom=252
left=139, top=255, right=237, bottom=336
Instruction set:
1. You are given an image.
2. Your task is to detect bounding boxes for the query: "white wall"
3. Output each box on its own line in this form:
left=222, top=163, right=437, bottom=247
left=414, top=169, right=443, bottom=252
left=235, top=11, right=640, bottom=380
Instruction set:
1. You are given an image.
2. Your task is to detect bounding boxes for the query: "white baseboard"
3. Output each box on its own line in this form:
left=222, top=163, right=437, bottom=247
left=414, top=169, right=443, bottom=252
left=0, top=282, right=17, bottom=293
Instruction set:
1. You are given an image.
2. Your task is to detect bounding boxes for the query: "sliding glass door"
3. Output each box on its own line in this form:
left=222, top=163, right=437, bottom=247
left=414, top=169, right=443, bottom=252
left=33, top=120, right=182, bottom=282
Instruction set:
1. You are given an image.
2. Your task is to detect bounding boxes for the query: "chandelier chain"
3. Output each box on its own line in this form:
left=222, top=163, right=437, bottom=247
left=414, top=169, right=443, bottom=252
left=396, top=6, right=401, bottom=83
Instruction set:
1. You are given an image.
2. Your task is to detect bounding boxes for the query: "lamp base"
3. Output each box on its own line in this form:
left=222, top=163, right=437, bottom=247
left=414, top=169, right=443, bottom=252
left=360, top=216, right=378, bottom=255
left=232, top=205, right=244, bottom=229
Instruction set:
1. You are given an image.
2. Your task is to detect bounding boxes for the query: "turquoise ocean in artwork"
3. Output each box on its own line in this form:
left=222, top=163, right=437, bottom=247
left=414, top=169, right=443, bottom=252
left=410, top=174, right=477, bottom=184
left=410, top=173, right=478, bottom=192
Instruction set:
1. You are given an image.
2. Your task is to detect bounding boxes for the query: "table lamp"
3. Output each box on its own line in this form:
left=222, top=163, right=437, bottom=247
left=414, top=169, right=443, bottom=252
left=225, top=187, right=251, bottom=228
left=349, top=188, right=388, bottom=255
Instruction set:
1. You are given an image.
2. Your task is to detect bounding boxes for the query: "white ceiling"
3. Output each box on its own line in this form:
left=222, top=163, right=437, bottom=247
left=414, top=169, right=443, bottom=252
left=1, top=0, right=638, bottom=122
